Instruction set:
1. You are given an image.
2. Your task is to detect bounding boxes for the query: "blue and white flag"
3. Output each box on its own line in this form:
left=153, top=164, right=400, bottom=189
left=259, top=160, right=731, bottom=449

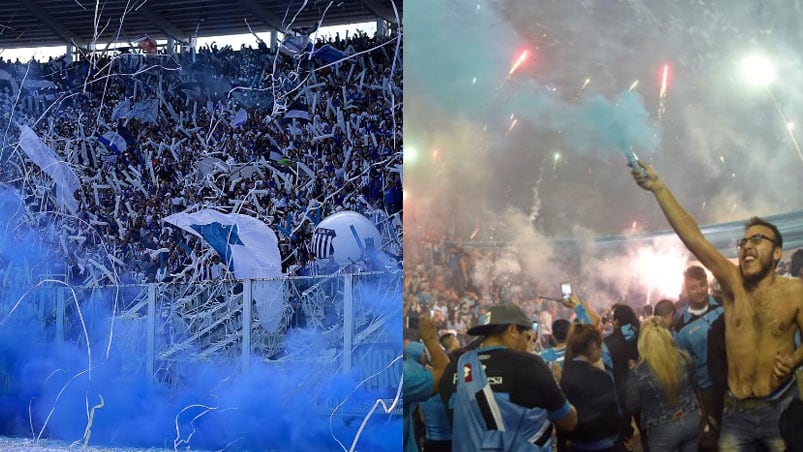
left=231, top=108, right=248, bottom=128
left=98, top=131, right=127, bottom=154
left=314, top=44, right=346, bottom=64
left=279, top=35, right=311, bottom=59
left=163, top=209, right=283, bottom=279
left=284, top=102, right=310, bottom=121
left=129, top=99, right=158, bottom=124
left=111, top=98, right=130, bottom=120
left=18, top=125, right=80, bottom=213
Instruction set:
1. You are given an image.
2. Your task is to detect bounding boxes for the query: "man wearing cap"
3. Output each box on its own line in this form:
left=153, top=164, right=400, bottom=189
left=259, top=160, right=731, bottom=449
left=439, top=304, right=578, bottom=452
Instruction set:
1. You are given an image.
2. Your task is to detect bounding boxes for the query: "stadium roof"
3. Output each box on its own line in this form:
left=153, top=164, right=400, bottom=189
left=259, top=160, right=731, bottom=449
left=0, top=0, right=400, bottom=49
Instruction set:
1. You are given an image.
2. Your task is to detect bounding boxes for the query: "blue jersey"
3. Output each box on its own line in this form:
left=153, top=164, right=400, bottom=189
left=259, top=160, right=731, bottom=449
left=450, top=349, right=555, bottom=452
left=403, top=359, right=433, bottom=452
left=673, top=297, right=723, bottom=389
left=419, top=393, right=452, bottom=441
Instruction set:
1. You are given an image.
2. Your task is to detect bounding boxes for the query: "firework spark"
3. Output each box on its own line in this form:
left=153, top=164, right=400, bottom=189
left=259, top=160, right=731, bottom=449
left=658, top=63, right=670, bottom=121
left=767, top=89, right=803, bottom=165
left=507, top=117, right=518, bottom=133
left=508, top=49, right=530, bottom=76
left=574, top=78, right=591, bottom=101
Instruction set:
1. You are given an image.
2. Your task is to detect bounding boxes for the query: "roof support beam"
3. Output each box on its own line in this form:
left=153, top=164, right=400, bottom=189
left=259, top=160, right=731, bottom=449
left=364, top=0, right=399, bottom=24
left=137, top=4, right=187, bottom=43
left=18, top=0, right=84, bottom=47
left=237, top=0, right=286, bottom=32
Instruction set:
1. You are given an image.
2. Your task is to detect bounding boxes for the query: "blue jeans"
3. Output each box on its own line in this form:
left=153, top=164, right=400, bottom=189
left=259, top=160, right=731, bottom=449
left=718, top=382, right=797, bottom=451
left=648, top=410, right=701, bottom=452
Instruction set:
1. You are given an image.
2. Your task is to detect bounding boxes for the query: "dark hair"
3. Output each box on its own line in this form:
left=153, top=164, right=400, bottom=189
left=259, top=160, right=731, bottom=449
left=612, top=304, right=639, bottom=328
left=567, top=324, right=602, bottom=358
left=683, top=265, right=707, bottom=282
left=791, top=249, right=803, bottom=277
left=654, top=299, right=676, bottom=318
left=514, top=324, right=531, bottom=334
left=403, top=327, right=420, bottom=342
left=552, top=319, right=571, bottom=343
left=745, top=217, right=783, bottom=249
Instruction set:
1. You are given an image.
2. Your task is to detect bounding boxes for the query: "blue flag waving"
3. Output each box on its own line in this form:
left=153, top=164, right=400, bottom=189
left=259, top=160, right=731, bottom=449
left=98, top=131, right=127, bottom=154
left=163, top=209, right=283, bottom=279
left=314, top=45, right=346, bottom=64
left=129, top=99, right=158, bottom=124
left=111, top=98, right=130, bottom=120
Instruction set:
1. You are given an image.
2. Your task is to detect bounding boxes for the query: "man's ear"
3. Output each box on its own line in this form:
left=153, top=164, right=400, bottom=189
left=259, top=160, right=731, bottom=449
left=505, top=324, right=518, bottom=336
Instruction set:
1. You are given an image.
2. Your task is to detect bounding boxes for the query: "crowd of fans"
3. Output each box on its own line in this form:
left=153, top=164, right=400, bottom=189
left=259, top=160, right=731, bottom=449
left=0, top=30, right=402, bottom=287
left=404, top=238, right=801, bottom=349
left=405, top=239, right=594, bottom=349
left=404, top=235, right=803, bottom=452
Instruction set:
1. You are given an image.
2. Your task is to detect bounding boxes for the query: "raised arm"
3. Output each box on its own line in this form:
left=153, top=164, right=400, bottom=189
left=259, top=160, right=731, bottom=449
left=561, top=293, right=601, bottom=327
left=418, top=314, right=450, bottom=394
left=631, top=161, right=737, bottom=288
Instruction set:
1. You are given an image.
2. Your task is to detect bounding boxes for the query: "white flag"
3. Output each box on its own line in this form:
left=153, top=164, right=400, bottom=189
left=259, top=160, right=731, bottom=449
left=163, top=209, right=283, bottom=279
left=18, top=125, right=80, bottom=213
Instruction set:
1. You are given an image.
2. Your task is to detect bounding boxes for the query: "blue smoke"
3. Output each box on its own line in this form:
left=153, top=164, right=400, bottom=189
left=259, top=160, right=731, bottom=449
left=406, top=0, right=661, bottom=161
left=519, top=90, right=661, bottom=157
left=405, top=0, right=511, bottom=113
left=0, top=187, right=401, bottom=450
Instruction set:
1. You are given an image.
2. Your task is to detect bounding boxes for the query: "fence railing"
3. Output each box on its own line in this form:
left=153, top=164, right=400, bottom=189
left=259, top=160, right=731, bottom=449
left=3, top=271, right=401, bottom=386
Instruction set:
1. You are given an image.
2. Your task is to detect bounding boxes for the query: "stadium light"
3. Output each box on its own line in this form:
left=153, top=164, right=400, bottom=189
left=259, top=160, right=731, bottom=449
left=740, top=53, right=777, bottom=88
left=404, top=145, right=419, bottom=165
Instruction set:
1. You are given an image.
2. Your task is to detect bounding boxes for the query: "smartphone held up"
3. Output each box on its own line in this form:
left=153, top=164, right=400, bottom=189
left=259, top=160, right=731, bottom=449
left=560, top=282, right=572, bottom=299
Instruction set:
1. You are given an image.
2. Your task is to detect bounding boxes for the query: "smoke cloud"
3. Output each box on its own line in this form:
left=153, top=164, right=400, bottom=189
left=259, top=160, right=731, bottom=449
left=0, top=188, right=400, bottom=450
left=405, top=0, right=803, bottom=305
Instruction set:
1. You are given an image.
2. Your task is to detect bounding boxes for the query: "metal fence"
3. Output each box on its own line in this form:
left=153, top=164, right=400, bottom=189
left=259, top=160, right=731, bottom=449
left=2, top=271, right=401, bottom=387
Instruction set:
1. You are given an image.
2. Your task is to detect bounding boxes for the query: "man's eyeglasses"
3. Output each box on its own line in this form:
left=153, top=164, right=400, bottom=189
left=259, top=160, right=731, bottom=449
left=736, top=234, right=778, bottom=249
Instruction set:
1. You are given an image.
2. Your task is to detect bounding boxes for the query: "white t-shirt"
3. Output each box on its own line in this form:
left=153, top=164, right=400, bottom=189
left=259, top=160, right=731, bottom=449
left=539, top=311, right=553, bottom=336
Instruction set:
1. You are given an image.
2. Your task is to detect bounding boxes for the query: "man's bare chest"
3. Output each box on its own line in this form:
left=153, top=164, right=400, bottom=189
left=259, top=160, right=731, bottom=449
left=726, top=292, right=796, bottom=338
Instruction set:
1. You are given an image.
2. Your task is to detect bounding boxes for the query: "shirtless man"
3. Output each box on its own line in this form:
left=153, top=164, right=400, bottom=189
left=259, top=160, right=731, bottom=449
left=631, top=161, right=803, bottom=451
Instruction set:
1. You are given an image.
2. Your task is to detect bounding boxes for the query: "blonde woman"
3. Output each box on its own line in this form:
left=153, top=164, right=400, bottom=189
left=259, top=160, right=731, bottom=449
left=625, top=316, right=700, bottom=452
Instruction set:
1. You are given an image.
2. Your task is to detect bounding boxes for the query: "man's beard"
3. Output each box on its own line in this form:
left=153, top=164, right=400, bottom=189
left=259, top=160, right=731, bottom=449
left=740, top=256, right=775, bottom=285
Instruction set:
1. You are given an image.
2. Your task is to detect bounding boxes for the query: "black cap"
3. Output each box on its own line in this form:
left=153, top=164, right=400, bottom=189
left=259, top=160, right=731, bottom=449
left=467, top=304, right=531, bottom=336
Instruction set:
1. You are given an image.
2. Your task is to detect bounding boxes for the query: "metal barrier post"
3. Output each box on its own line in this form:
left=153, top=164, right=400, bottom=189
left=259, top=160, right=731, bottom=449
left=343, top=273, right=353, bottom=372
left=56, top=288, right=64, bottom=344
left=242, top=279, right=252, bottom=372
left=146, top=284, right=156, bottom=382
